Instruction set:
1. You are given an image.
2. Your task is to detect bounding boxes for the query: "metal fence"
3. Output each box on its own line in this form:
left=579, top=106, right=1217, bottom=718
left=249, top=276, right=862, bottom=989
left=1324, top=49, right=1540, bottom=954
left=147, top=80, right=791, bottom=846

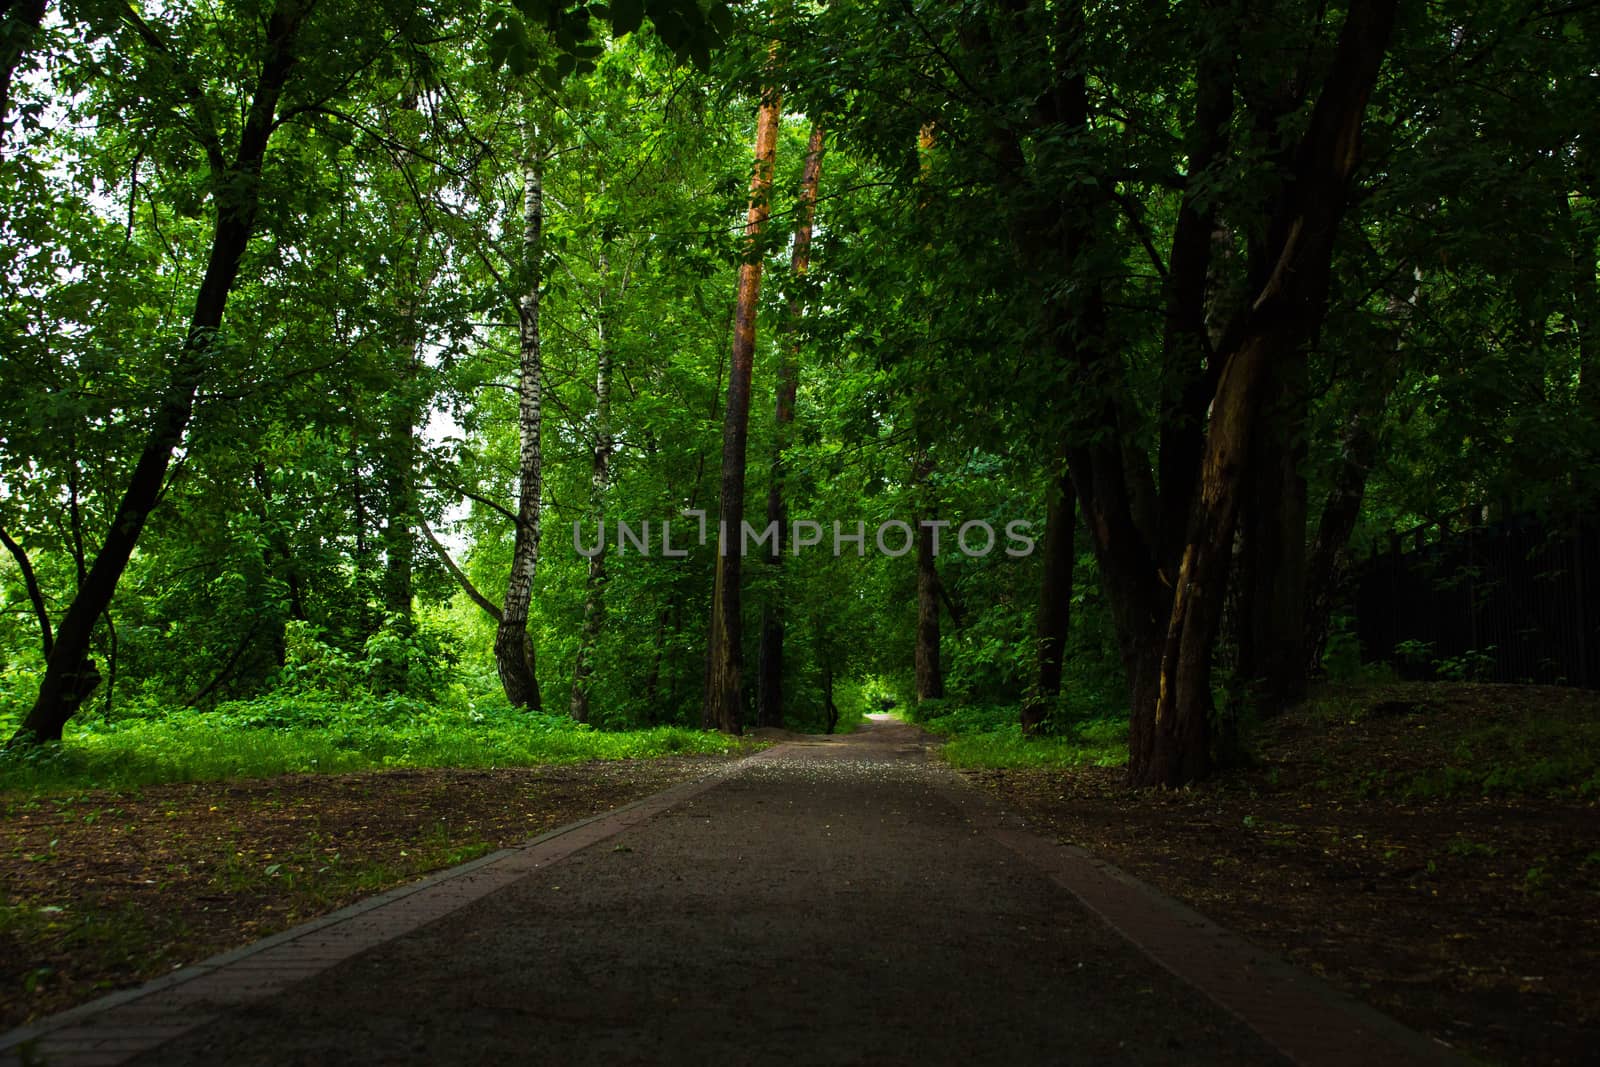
left=1353, top=509, right=1599, bottom=688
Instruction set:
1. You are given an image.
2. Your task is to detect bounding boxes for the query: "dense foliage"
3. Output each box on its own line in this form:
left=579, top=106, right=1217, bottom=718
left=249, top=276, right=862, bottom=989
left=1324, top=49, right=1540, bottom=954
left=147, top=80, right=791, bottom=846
left=0, top=0, right=1595, bottom=785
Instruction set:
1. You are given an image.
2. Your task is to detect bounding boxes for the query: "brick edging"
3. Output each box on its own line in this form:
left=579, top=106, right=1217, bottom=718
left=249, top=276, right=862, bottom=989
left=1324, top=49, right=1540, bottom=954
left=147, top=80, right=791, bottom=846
left=0, top=748, right=779, bottom=1066
left=936, top=774, right=1472, bottom=1067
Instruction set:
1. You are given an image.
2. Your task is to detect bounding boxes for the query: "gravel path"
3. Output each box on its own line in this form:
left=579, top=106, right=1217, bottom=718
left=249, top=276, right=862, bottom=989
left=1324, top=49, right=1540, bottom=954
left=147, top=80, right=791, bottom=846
left=113, top=717, right=1283, bottom=1065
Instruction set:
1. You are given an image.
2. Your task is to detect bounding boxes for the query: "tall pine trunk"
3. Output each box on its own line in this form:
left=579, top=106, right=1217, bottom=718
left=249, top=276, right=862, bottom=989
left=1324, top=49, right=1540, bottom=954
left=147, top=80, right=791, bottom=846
left=910, top=121, right=943, bottom=705
left=756, top=122, right=824, bottom=729
left=12, top=0, right=305, bottom=745
left=495, top=119, right=545, bottom=711
left=702, top=79, right=781, bottom=734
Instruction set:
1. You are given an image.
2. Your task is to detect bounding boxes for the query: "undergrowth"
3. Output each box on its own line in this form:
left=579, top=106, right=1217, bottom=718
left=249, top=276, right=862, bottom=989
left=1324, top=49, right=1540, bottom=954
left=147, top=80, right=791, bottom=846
left=909, top=700, right=1128, bottom=770
left=1287, top=684, right=1600, bottom=800
left=0, top=698, right=746, bottom=794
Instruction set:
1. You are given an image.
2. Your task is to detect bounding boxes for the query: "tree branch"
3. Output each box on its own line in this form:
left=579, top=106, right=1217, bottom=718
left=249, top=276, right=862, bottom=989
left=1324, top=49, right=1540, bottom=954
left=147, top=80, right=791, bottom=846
left=419, top=518, right=502, bottom=621
left=0, top=522, right=52, bottom=656
left=115, top=0, right=228, bottom=177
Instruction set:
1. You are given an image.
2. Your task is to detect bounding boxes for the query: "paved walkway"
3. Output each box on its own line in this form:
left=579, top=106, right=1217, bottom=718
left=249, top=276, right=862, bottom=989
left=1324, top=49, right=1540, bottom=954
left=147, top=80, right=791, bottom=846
left=1, top=717, right=1458, bottom=1066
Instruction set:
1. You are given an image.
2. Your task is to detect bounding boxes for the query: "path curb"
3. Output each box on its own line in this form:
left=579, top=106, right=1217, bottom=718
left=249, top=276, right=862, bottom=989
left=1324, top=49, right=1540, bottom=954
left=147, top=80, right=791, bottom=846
left=936, top=774, right=1472, bottom=1067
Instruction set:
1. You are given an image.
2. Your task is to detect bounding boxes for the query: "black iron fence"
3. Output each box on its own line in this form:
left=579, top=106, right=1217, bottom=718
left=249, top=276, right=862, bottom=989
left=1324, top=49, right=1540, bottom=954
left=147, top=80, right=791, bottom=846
left=1353, top=509, right=1600, bottom=688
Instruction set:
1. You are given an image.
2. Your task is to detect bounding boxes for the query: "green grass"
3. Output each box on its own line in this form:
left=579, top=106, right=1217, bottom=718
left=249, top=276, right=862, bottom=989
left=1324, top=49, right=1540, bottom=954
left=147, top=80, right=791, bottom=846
left=0, top=700, right=749, bottom=795
left=910, top=701, right=1128, bottom=770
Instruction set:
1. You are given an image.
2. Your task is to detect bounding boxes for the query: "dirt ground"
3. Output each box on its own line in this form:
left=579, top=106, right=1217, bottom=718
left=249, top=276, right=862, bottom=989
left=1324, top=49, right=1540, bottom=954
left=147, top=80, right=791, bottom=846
left=0, top=757, right=734, bottom=1031
left=967, top=684, right=1600, bottom=1066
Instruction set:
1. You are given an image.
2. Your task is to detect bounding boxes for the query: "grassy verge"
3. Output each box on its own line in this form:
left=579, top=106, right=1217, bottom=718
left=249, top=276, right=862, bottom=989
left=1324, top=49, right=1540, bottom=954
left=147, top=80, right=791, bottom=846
left=0, top=702, right=751, bottom=794
left=908, top=700, right=1128, bottom=770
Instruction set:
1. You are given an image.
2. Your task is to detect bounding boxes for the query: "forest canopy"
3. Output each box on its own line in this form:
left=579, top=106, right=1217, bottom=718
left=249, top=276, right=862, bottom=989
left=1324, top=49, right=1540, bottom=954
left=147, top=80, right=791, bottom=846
left=0, top=0, right=1596, bottom=787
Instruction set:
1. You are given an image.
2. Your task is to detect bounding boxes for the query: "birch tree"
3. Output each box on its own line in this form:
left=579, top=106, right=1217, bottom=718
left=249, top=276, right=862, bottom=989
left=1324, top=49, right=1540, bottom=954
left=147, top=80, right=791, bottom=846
left=494, top=112, right=546, bottom=710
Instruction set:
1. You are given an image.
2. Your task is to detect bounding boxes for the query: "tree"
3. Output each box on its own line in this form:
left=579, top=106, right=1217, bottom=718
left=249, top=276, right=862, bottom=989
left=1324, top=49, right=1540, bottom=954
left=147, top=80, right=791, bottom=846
left=570, top=246, right=615, bottom=724
left=755, top=121, right=824, bottom=729
left=0, top=0, right=45, bottom=158
left=702, top=70, right=781, bottom=734
left=12, top=0, right=314, bottom=744
left=1021, top=463, right=1074, bottom=734
left=494, top=108, right=546, bottom=710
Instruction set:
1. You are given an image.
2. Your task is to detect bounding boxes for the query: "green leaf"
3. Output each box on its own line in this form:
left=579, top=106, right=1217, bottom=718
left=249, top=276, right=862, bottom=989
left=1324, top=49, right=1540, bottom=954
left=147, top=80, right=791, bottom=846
left=610, top=0, right=643, bottom=36
left=707, top=1, right=734, bottom=41
left=554, top=16, right=580, bottom=51
left=512, top=0, right=554, bottom=20
left=487, top=25, right=522, bottom=71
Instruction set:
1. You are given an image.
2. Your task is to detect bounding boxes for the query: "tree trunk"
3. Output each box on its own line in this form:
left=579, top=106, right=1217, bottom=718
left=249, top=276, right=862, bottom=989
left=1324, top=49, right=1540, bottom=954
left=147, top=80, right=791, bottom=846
left=1067, top=443, right=1170, bottom=774
left=1143, top=0, right=1398, bottom=786
left=1022, top=463, right=1075, bottom=734
left=250, top=461, right=306, bottom=670
left=1303, top=271, right=1415, bottom=675
left=570, top=263, right=612, bottom=725
left=0, top=0, right=46, bottom=160
left=1570, top=137, right=1599, bottom=419
left=642, top=604, right=671, bottom=718
left=1156, top=6, right=1236, bottom=573
left=913, top=498, right=944, bottom=702
left=1232, top=352, right=1308, bottom=721
left=910, top=122, right=944, bottom=707
left=374, top=90, right=432, bottom=679
left=379, top=382, right=417, bottom=627
left=495, top=119, right=545, bottom=711
left=347, top=407, right=383, bottom=639
left=11, top=0, right=304, bottom=745
left=821, top=654, right=839, bottom=735
left=702, top=77, right=781, bottom=734
left=1302, top=396, right=1384, bottom=676
left=1147, top=338, right=1272, bottom=785
left=756, top=122, right=824, bottom=730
